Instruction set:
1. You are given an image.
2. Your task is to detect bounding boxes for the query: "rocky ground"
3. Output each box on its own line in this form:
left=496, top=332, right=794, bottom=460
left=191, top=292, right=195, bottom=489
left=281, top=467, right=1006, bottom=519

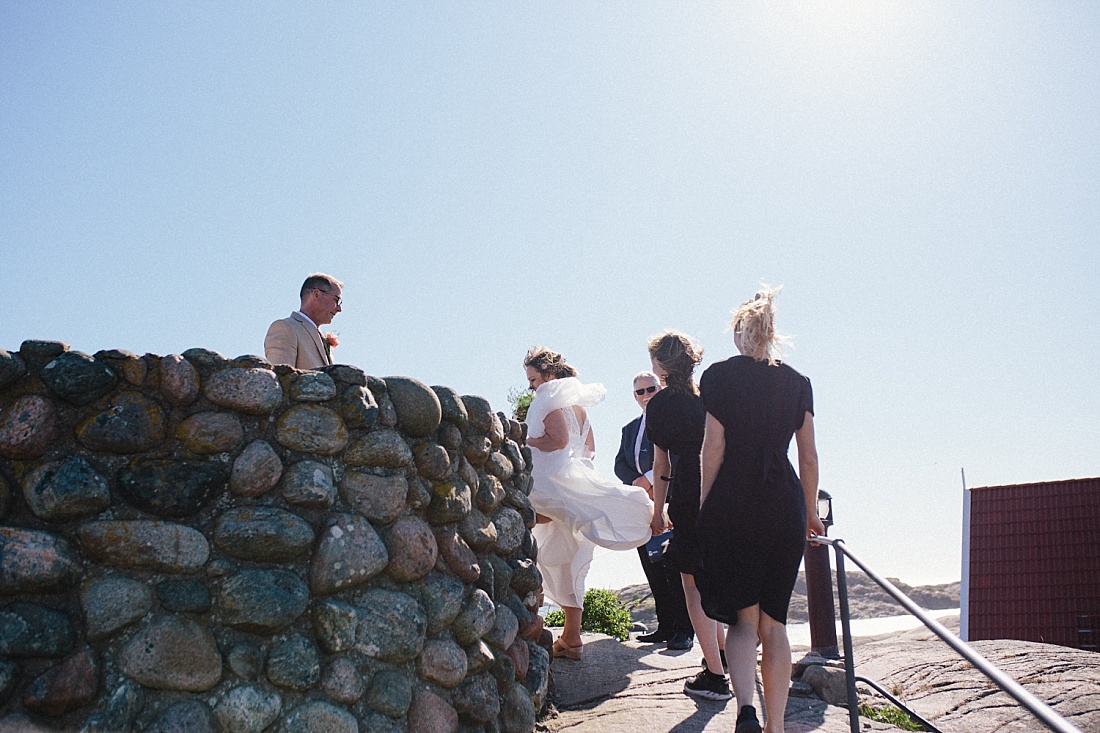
left=540, top=616, right=1100, bottom=733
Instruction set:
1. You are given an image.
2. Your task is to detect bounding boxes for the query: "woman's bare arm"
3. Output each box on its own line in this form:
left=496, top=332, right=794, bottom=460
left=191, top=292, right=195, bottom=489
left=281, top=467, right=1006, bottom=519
left=795, top=411, right=825, bottom=538
left=527, top=408, right=569, bottom=452
left=699, top=412, right=725, bottom=507
left=650, top=445, right=672, bottom=535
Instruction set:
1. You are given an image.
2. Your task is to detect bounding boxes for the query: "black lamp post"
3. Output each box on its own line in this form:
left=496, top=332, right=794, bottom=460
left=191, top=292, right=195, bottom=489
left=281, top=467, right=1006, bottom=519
left=806, top=489, right=838, bottom=658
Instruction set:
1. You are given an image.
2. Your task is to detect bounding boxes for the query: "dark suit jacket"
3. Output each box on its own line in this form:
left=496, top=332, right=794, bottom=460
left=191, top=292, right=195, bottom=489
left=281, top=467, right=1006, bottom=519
left=615, top=414, right=654, bottom=485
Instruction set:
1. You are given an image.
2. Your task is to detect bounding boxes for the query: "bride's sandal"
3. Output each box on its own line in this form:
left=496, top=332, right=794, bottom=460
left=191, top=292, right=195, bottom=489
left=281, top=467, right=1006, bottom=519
left=552, top=639, right=583, bottom=660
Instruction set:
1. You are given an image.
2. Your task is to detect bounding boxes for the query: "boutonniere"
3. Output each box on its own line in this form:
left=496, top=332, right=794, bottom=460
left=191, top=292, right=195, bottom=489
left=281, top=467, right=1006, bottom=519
left=324, top=332, right=339, bottom=349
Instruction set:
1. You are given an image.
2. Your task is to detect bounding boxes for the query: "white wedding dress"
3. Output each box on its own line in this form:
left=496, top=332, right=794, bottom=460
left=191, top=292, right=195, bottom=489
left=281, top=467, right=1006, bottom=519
left=526, top=377, right=654, bottom=609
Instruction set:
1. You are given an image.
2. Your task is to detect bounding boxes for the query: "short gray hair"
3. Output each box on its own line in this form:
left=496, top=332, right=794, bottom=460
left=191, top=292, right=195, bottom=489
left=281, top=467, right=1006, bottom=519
left=632, top=371, right=659, bottom=386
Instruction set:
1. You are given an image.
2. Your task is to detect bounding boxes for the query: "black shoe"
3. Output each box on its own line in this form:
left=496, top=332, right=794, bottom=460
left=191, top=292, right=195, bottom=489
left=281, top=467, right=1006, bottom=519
left=666, top=632, right=694, bottom=650
left=734, top=705, right=762, bottom=733
left=683, top=669, right=732, bottom=701
left=636, top=628, right=672, bottom=643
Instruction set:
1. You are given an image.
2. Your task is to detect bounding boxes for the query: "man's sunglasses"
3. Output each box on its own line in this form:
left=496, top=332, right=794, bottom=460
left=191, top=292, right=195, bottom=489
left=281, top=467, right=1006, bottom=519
left=634, top=386, right=657, bottom=396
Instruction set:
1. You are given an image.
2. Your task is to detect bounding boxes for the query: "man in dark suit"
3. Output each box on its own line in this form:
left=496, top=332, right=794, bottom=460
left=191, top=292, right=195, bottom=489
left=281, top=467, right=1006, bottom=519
left=615, top=371, right=694, bottom=650
left=264, top=273, right=343, bottom=369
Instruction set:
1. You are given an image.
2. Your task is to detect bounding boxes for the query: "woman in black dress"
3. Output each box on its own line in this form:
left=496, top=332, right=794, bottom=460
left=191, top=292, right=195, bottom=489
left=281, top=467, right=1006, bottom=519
left=698, top=289, right=824, bottom=733
left=647, top=331, right=731, bottom=702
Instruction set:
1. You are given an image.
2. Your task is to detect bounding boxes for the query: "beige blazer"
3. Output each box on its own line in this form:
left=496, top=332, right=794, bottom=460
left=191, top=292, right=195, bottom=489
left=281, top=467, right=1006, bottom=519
left=264, top=312, right=332, bottom=370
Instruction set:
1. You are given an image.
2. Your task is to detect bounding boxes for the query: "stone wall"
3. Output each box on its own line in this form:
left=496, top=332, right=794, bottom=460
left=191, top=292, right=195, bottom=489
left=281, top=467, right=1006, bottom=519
left=0, top=341, right=547, bottom=733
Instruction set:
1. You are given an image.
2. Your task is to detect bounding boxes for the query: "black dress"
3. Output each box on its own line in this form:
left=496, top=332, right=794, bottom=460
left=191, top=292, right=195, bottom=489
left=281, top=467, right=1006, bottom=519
left=697, top=356, right=814, bottom=625
left=645, top=387, right=706, bottom=575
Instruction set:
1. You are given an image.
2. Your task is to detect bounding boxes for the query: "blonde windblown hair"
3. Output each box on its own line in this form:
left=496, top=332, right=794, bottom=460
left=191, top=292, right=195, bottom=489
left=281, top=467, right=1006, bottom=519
left=730, top=286, right=789, bottom=365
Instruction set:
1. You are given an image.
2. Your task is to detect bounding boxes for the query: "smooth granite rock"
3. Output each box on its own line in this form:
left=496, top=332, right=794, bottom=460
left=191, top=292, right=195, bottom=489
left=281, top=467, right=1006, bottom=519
left=321, top=655, right=364, bottom=704
left=155, top=577, right=212, bottom=614
left=218, top=568, right=309, bottom=632
left=353, top=588, right=427, bottom=663
left=417, top=638, right=468, bottom=688
left=289, top=371, right=337, bottom=402
left=474, top=473, right=506, bottom=514
left=279, top=459, right=336, bottom=508
left=226, top=642, right=264, bottom=680
left=176, top=411, right=244, bottom=454
left=413, top=441, right=452, bottom=481
left=31, top=652, right=101, bottom=717
left=76, top=392, right=166, bottom=453
left=40, top=351, right=117, bottom=405
left=0, top=395, right=60, bottom=460
left=428, top=478, right=474, bottom=526
left=81, top=575, right=153, bottom=640
left=78, top=520, right=209, bottom=572
left=452, top=589, right=496, bottom=646
left=94, top=349, right=146, bottom=386
left=309, top=512, right=388, bottom=595
left=492, top=506, right=525, bottom=555
left=432, top=385, right=469, bottom=428
left=0, top=527, right=82, bottom=594
left=485, top=604, right=520, bottom=651
left=117, top=459, right=225, bottom=518
left=0, top=349, right=27, bottom=391
left=203, top=367, right=282, bottom=415
left=338, top=470, right=407, bottom=524
left=336, top=385, right=378, bottom=429
left=266, top=635, right=320, bottom=691
left=385, top=376, right=442, bottom=437
left=311, top=600, right=359, bottom=653
left=277, top=700, right=357, bottom=733
left=0, top=603, right=75, bottom=658
left=274, top=404, right=348, bottom=454
left=384, top=514, right=438, bottom=582
left=214, top=506, right=314, bottom=562
left=159, top=354, right=200, bottom=406
left=435, top=527, right=481, bottom=584
left=21, top=456, right=110, bottom=521
left=499, top=682, right=537, bottom=733
left=344, top=429, right=412, bottom=468
left=229, top=439, right=283, bottom=496
left=365, top=669, right=412, bottom=718
left=408, top=686, right=458, bottom=733
left=215, top=684, right=283, bottom=733
left=117, top=614, right=222, bottom=691
left=411, top=571, right=468, bottom=636
left=453, top=672, right=500, bottom=724
left=146, top=699, right=218, bottom=733
left=78, top=679, right=143, bottom=733
left=466, top=639, right=495, bottom=676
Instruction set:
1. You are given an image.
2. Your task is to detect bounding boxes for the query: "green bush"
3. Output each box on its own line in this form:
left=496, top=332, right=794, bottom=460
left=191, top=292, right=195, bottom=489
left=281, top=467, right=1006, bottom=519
left=507, top=387, right=534, bottom=422
left=542, top=589, right=634, bottom=641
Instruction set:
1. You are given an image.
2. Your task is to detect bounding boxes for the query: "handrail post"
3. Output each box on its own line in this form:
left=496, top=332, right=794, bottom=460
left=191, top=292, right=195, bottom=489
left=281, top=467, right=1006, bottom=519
left=806, top=528, right=840, bottom=658
left=833, top=543, right=860, bottom=733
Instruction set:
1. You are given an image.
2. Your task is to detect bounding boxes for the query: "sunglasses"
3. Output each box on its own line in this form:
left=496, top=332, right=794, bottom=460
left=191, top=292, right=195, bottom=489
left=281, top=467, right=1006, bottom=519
left=634, top=386, right=657, bottom=396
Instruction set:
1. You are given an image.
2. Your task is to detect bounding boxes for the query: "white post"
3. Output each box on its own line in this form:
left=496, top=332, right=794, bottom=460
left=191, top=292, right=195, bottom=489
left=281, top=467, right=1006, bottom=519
left=960, top=467, right=971, bottom=642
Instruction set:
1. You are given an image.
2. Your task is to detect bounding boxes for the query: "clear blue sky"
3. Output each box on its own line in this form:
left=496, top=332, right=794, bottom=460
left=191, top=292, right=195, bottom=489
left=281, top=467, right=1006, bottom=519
left=3, top=3, right=1097, bottom=585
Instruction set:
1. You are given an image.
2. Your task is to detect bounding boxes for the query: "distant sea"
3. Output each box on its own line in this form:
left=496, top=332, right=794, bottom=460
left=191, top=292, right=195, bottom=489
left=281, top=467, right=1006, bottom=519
left=581, top=546, right=960, bottom=645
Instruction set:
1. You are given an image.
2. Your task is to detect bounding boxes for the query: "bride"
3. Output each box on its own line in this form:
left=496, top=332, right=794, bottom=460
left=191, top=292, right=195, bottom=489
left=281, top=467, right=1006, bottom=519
left=523, top=347, right=654, bottom=659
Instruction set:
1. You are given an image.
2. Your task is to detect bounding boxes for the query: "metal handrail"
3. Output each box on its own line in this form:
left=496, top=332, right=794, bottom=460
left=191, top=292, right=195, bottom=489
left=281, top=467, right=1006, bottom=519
left=813, top=536, right=1084, bottom=733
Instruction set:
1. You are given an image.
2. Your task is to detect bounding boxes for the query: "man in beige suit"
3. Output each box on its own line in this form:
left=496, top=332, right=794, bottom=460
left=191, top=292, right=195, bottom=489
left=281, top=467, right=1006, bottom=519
left=264, top=273, right=343, bottom=369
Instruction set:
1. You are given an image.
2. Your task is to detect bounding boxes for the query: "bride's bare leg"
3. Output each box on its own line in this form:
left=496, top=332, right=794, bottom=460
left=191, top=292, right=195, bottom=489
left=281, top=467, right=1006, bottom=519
left=561, top=606, right=583, bottom=648
left=536, top=513, right=552, bottom=524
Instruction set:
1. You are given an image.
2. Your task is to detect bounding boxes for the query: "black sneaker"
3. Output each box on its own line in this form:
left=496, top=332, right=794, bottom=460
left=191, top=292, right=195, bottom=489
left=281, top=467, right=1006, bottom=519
left=683, top=669, right=732, bottom=701
left=734, top=705, right=762, bottom=733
